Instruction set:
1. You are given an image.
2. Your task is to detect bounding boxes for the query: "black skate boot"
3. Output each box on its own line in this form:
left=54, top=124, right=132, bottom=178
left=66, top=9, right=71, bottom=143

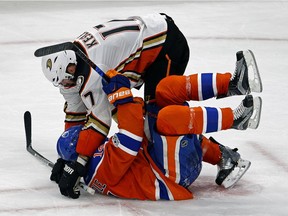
left=232, top=94, right=254, bottom=130
left=210, top=137, right=251, bottom=188
left=227, top=50, right=263, bottom=97
left=227, top=51, right=250, bottom=96
left=232, top=94, right=262, bottom=130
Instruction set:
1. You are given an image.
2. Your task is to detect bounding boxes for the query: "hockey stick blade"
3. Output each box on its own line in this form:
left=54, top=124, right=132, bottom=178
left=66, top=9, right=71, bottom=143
left=23, top=111, right=95, bottom=195
left=24, top=111, right=54, bottom=168
left=34, top=42, right=74, bottom=57
left=24, top=111, right=32, bottom=148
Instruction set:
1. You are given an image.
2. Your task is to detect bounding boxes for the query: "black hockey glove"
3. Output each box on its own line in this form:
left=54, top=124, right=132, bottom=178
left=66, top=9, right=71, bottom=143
left=58, top=160, right=86, bottom=199
left=50, top=158, right=65, bottom=184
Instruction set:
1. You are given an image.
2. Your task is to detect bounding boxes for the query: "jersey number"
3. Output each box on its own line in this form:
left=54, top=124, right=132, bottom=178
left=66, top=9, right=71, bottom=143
left=84, top=91, right=95, bottom=107
left=78, top=19, right=140, bottom=49
left=97, top=24, right=140, bottom=39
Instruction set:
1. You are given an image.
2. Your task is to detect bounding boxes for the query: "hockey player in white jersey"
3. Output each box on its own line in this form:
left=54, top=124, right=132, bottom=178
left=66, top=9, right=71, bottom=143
left=41, top=13, right=190, bottom=159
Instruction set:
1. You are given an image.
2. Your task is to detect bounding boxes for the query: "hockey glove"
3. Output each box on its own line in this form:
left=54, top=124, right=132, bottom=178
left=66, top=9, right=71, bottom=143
left=58, top=160, right=86, bottom=199
left=50, top=158, right=66, bottom=184
left=102, top=69, right=133, bottom=106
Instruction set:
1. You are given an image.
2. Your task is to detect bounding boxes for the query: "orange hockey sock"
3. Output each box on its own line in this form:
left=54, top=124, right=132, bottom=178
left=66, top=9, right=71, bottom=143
left=201, top=136, right=221, bottom=165
left=155, top=73, right=231, bottom=108
left=156, top=105, right=233, bottom=135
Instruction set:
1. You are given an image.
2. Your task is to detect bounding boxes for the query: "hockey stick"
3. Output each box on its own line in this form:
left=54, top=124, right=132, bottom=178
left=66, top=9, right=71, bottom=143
left=24, top=111, right=54, bottom=168
left=24, top=111, right=95, bottom=195
left=34, top=42, right=110, bottom=83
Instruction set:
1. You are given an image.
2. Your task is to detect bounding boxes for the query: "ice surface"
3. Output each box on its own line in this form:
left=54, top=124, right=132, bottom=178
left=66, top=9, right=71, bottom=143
left=0, top=1, right=288, bottom=215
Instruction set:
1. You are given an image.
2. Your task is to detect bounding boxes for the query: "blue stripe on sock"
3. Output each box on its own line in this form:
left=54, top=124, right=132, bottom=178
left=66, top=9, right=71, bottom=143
left=201, top=73, right=214, bottom=100
left=205, top=107, right=219, bottom=133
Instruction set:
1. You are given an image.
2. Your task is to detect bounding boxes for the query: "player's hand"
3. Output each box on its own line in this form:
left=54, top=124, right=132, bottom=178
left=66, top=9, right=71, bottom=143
left=58, top=160, right=86, bottom=199
left=50, top=158, right=66, bottom=183
left=102, top=69, right=133, bottom=106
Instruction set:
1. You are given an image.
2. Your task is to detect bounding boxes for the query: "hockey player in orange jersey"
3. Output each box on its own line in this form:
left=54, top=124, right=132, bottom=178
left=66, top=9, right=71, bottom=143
left=50, top=49, right=262, bottom=200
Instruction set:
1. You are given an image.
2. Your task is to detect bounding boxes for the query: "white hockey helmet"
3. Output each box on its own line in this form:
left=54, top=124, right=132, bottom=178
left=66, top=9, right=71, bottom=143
left=41, top=50, right=77, bottom=86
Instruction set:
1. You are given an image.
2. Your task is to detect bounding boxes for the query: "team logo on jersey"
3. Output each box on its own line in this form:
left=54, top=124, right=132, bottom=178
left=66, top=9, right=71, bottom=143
left=61, top=130, right=70, bottom=138
left=181, top=139, right=189, bottom=148
left=112, top=134, right=120, bottom=147
left=46, top=59, right=52, bottom=71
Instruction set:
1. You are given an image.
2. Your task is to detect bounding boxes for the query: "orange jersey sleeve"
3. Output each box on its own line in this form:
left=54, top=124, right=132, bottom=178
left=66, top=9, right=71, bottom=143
left=76, top=113, right=110, bottom=157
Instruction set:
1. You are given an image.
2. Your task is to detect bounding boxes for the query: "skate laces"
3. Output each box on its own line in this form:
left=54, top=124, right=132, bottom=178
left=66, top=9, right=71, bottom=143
left=231, top=57, right=242, bottom=82
left=230, top=64, right=238, bottom=82
left=233, top=101, right=245, bottom=120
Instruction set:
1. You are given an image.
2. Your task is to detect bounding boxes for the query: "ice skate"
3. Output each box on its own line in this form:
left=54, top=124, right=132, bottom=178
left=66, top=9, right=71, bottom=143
left=210, top=137, right=251, bottom=189
left=216, top=144, right=251, bottom=188
left=227, top=50, right=263, bottom=96
left=232, top=94, right=262, bottom=130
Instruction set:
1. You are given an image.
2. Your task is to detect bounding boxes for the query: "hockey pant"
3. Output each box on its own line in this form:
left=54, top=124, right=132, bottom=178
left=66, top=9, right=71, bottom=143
left=143, top=14, right=189, bottom=101
left=146, top=104, right=202, bottom=188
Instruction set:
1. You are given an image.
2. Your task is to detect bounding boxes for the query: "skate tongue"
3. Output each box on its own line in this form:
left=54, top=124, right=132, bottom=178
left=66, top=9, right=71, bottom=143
left=222, top=159, right=251, bottom=188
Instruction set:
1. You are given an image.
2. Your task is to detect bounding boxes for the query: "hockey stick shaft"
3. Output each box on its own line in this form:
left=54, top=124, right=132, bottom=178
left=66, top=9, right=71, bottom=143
left=34, top=42, right=110, bottom=83
left=24, top=111, right=95, bottom=195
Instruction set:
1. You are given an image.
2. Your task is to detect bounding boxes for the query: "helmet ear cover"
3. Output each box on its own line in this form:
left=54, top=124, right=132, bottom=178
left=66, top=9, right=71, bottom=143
left=41, top=50, right=77, bottom=86
left=57, top=125, right=83, bottom=161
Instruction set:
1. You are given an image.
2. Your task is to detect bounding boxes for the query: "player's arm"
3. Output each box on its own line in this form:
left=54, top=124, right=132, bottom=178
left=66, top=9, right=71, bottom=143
left=57, top=77, right=110, bottom=199
left=75, top=75, right=113, bottom=158
left=60, top=89, right=87, bottom=129
left=96, top=70, right=144, bottom=184
left=102, top=69, right=144, bottom=134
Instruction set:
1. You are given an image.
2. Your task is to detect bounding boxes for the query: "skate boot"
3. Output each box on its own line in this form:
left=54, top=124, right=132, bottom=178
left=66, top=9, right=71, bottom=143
left=227, top=50, right=263, bottom=96
left=214, top=141, right=251, bottom=188
left=209, top=137, right=251, bottom=188
left=232, top=94, right=262, bottom=130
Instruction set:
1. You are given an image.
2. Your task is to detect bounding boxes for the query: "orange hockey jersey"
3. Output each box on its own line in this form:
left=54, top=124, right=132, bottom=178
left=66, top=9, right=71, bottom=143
left=83, top=72, right=236, bottom=200
left=84, top=101, right=194, bottom=200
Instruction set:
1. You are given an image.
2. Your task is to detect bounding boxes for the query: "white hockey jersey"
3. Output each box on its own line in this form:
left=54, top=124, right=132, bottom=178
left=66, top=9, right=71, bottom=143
left=62, top=13, right=168, bottom=157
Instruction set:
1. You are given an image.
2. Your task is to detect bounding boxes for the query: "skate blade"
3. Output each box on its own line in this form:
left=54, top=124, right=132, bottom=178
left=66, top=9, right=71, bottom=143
left=248, top=96, right=262, bottom=129
left=222, top=159, right=251, bottom=189
left=243, top=50, right=263, bottom=93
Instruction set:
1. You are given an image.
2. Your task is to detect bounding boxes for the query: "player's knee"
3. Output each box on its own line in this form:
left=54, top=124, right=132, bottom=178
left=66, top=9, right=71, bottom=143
left=156, top=75, right=186, bottom=107
left=157, top=105, right=190, bottom=135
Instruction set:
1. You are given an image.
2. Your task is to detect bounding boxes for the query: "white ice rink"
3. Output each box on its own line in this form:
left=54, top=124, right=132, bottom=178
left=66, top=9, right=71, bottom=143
left=0, top=1, right=288, bottom=215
